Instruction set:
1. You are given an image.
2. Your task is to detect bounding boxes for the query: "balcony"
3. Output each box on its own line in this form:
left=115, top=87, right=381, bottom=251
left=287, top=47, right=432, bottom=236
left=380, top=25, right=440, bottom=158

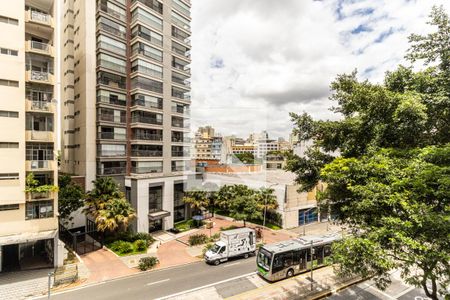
left=131, top=166, right=162, bottom=174
left=130, top=150, right=163, bottom=157
left=97, top=150, right=126, bottom=157
left=171, top=136, right=191, bottom=143
left=25, top=41, right=54, bottom=57
left=131, top=116, right=163, bottom=126
left=25, top=160, right=56, bottom=172
left=97, top=132, right=127, bottom=140
left=25, top=10, right=54, bottom=28
left=97, top=166, right=127, bottom=175
left=98, top=113, right=126, bottom=123
left=172, top=151, right=190, bottom=157
left=133, top=133, right=163, bottom=141
left=26, top=70, right=54, bottom=85
left=97, top=95, right=127, bottom=107
left=26, top=100, right=55, bottom=113
left=25, top=131, right=54, bottom=142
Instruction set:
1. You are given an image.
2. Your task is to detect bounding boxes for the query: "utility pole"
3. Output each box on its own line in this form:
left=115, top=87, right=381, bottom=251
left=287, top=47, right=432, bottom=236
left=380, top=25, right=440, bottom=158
left=47, top=271, right=54, bottom=299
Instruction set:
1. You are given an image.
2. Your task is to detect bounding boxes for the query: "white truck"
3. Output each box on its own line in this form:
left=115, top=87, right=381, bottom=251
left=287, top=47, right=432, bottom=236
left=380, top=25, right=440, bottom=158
left=204, top=227, right=256, bottom=265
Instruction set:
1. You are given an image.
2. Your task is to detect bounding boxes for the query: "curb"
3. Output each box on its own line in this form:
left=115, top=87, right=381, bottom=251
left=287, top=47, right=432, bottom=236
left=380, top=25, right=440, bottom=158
left=307, top=276, right=367, bottom=300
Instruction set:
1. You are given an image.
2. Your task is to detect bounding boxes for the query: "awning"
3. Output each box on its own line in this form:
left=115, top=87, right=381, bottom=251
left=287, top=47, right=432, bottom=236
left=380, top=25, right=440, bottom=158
left=0, top=230, right=57, bottom=246
left=148, top=210, right=170, bottom=221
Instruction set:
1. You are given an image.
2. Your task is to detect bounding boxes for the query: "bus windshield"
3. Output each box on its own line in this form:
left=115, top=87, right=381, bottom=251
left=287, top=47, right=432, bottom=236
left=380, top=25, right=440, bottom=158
left=257, top=248, right=272, bottom=270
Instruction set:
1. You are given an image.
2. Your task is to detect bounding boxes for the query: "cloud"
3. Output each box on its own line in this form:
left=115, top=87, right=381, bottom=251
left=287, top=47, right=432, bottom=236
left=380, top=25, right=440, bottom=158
left=190, top=0, right=450, bottom=139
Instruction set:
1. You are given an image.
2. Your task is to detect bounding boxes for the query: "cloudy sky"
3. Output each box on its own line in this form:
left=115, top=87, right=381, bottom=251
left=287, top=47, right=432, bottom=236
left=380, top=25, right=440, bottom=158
left=189, top=0, right=450, bottom=140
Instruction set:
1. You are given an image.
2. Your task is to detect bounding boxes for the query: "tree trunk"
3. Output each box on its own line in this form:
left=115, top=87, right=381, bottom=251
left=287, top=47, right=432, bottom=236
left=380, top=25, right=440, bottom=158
left=243, top=220, right=246, bottom=227
left=422, top=277, right=438, bottom=300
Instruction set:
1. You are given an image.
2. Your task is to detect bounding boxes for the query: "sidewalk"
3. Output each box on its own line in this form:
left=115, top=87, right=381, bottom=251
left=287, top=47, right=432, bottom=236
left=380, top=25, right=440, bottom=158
left=0, top=268, right=53, bottom=300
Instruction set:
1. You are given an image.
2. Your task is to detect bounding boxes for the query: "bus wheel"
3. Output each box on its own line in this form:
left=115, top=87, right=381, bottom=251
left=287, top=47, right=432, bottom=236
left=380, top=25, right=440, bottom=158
left=243, top=253, right=249, bottom=259
left=214, top=260, right=220, bottom=266
left=286, top=269, right=294, bottom=278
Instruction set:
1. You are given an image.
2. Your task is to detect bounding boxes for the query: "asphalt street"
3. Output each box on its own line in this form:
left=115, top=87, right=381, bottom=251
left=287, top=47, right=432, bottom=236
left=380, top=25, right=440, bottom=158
left=41, top=257, right=257, bottom=300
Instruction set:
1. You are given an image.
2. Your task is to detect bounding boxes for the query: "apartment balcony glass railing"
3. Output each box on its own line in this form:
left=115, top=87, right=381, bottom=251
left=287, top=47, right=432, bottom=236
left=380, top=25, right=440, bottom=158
left=172, top=0, right=190, bottom=18
left=29, top=160, right=49, bottom=169
left=131, top=44, right=163, bottom=62
left=97, top=150, right=126, bottom=157
left=130, top=150, right=163, bottom=157
left=97, top=95, right=127, bottom=106
left=97, top=166, right=127, bottom=175
left=131, top=166, right=163, bottom=174
left=97, top=132, right=127, bottom=140
left=132, top=0, right=163, bottom=15
left=29, top=10, right=52, bottom=25
left=98, top=17, right=126, bottom=39
left=98, top=3, right=126, bottom=22
left=30, top=71, right=50, bottom=81
left=98, top=114, right=126, bottom=123
left=172, top=88, right=190, bottom=101
left=132, top=97, right=163, bottom=109
left=133, top=133, right=163, bottom=141
left=171, top=136, right=191, bottom=143
left=172, top=151, right=190, bottom=157
left=30, top=100, right=51, bottom=111
left=131, top=77, right=163, bottom=94
left=131, top=116, right=163, bottom=125
left=131, top=25, right=163, bottom=47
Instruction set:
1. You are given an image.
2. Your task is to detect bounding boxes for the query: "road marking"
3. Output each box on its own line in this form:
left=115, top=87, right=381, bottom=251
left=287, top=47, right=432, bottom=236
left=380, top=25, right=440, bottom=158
left=146, top=279, right=170, bottom=286
left=155, top=272, right=257, bottom=300
left=223, top=262, right=241, bottom=268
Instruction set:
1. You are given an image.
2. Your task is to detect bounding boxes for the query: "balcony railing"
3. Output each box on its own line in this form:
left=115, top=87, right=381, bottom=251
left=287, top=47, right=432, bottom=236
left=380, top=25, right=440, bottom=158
left=132, top=98, right=162, bottom=110
left=30, top=160, right=49, bottom=169
left=172, top=46, right=190, bottom=58
left=98, top=166, right=127, bottom=175
left=28, top=10, right=52, bottom=26
left=131, top=47, right=162, bottom=62
left=172, top=2, right=190, bottom=17
left=172, top=151, right=190, bottom=157
left=132, top=0, right=163, bottom=14
left=98, top=22, right=126, bottom=39
left=98, top=78, right=126, bottom=89
left=171, top=107, right=190, bottom=115
left=131, top=150, right=163, bottom=157
left=133, top=133, right=163, bottom=141
left=172, top=76, right=190, bottom=87
left=172, top=165, right=190, bottom=172
left=97, top=150, right=126, bottom=157
left=99, top=4, right=126, bottom=22
left=97, top=95, right=127, bottom=106
left=98, top=114, right=126, bottom=123
left=131, top=166, right=162, bottom=174
left=29, top=100, right=51, bottom=111
left=97, top=132, right=126, bottom=140
left=171, top=136, right=191, bottom=143
left=132, top=116, right=162, bottom=125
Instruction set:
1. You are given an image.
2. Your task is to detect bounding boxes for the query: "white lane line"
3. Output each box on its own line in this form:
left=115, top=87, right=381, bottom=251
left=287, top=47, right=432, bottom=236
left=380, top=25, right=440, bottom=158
left=146, top=279, right=171, bottom=286
left=155, top=272, right=257, bottom=300
left=223, top=262, right=241, bottom=268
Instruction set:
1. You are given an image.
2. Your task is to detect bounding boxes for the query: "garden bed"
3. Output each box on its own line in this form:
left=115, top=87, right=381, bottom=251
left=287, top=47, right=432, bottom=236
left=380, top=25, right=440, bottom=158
left=105, top=232, right=155, bottom=256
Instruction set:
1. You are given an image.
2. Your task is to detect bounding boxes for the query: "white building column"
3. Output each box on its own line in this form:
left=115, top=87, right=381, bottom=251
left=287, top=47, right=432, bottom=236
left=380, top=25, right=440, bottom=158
left=162, top=180, right=174, bottom=230
left=136, top=180, right=149, bottom=233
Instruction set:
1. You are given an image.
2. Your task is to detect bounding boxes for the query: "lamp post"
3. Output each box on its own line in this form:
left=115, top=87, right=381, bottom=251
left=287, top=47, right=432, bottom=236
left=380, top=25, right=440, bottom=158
left=302, top=207, right=316, bottom=236
left=47, top=271, right=54, bottom=299
left=310, top=240, right=315, bottom=291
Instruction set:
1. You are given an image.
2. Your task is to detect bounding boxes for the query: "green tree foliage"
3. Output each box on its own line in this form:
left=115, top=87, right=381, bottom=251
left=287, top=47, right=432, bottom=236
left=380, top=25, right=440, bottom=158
left=84, top=177, right=136, bottom=233
left=233, top=152, right=256, bottom=164
left=58, top=175, right=84, bottom=222
left=285, top=7, right=450, bottom=299
left=183, top=189, right=209, bottom=215
left=228, top=193, right=262, bottom=227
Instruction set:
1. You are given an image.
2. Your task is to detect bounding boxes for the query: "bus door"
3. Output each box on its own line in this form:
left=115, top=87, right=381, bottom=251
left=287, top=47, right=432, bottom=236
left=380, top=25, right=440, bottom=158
left=297, top=249, right=307, bottom=270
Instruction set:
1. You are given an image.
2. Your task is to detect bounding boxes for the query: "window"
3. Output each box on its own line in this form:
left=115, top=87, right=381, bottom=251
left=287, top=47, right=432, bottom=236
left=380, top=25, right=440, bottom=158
left=98, top=16, right=126, bottom=39
left=131, top=144, right=163, bottom=157
left=0, top=173, right=19, bottom=180
left=131, top=7, right=163, bottom=31
left=133, top=0, right=163, bottom=14
left=0, top=47, right=18, bottom=56
left=98, top=0, right=126, bottom=22
left=0, top=110, right=18, bottom=118
left=131, top=25, right=163, bottom=47
left=131, top=110, right=163, bottom=125
left=132, top=161, right=163, bottom=174
left=26, top=114, right=53, bottom=131
left=171, top=10, right=190, bottom=31
left=172, top=0, right=190, bottom=17
left=98, top=53, right=126, bottom=73
left=0, top=142, right=19, bottom=148
left=0, top=79, right=19, bottom=87
left=26, top=143, right=54, bottom=160
left=0, top=204, right=19, bottom=211
left=0, top=15, right=18, bottom=25
left=98, top=144, right=126, bottom=156
left=26, top=200, right=54, bottom=220
left=131, top=94, right=162, bottom=109
left=97, top=89, right=127, bottom=106
left=131, top=59, right=163, bottom=78
left=131, top=76, right=163, bottom=94
left=148, top=185, right=163, bottom=211
left=98, top=34, right=126, bottom=56
left=131, top=42, right=163, bottom=62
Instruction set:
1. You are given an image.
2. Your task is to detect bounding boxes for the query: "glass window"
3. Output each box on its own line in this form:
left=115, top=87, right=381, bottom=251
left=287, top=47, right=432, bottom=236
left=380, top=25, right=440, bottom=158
left=131, top=42, right=163, bottom=61
left=98, top=16, right=126, bottom=39
left=26, top=200, right=54, bottom=220
left=131, top=59, right=163, bottom=78
left=171, top=10, right=190, bottom=31
left=148, top=185, right=163, bottom=211
left=172, top=0, right=190, bottom=17
left=131, top=7, right=163, bottom=31
left=98, top=35, right=126, bottom=55
left=98, top=53, right=126, bottom=73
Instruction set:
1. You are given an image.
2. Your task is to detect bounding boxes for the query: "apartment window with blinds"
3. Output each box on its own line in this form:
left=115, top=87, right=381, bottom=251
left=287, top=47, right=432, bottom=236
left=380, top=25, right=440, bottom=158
left=131, top=25, right=163, bottom=47
left=0, top=110, right=19, bottom=118
left=0, top=142, right=19, bottom=148
left=26, top=200, right=54, bottom=220
left=0, top=79, right=19, bottom=87
left=171, top=10, right=190, bottom=31
left=131, top=76, right=163, bottom=94
left=0, top=15, right=18, bottom=25
left=172, top=0, right=190, bottom=17
left=0, top=204, right=19, bottom=211
left=0, top=47, right=18, bottom=56
left=131, top=59, right=163, bottom=78
left=0, top=173, right=19, bottom=180
left=98, top=16, right=126, bottom=39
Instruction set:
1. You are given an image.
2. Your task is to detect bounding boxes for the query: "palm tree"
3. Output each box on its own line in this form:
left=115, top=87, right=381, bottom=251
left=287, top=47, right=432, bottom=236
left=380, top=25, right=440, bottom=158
left=95, top=198, right=136, bottom=232
left=256, top=187, right=279, bottom=227
left=183, top=189, right=209, bottom=215
left=84, top=177, right=124, bottom=218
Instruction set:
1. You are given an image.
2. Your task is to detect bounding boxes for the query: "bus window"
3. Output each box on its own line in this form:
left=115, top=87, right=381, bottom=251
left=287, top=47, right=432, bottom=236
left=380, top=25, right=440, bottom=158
left=282, top=252, right=293, bottom=267
left=293, top=250, right=301, bottom=265
left=272, top=253, right=283, bottom=273
left=324, top=245, right=331, bottom=257
left=316, top=246, right=324, bottom=264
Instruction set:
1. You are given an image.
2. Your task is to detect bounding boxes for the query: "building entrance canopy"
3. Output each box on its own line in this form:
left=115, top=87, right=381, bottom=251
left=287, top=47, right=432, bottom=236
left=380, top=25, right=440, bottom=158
left=148, top=210, right=170, bottom=221
left=0, top=229, right=57, bottom=246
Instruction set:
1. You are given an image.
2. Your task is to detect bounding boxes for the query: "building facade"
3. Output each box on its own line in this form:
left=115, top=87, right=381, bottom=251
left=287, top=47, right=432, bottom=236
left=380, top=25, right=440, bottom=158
left=0, top=0, right=61, bottom=272
left=60, top=0, right=192, bottom=232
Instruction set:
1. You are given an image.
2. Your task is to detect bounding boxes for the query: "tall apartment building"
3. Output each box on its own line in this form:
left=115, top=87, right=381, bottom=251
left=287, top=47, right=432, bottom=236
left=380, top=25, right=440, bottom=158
left=60, top=0, right=192, bottom=232
left=0, top=0, right=61, bottom=272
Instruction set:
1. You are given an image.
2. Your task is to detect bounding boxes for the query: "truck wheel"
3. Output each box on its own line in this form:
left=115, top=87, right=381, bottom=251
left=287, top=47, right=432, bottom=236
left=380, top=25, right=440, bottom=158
left=243, top=253, right=249, bottom=259
left=286, top=269, right=294, bottom=278
left=214, top=260, right=220, bottom=266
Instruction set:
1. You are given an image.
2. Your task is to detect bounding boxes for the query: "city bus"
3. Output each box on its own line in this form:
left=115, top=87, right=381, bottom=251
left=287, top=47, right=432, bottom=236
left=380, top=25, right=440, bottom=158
left=257, top=233, right=340, bottom=282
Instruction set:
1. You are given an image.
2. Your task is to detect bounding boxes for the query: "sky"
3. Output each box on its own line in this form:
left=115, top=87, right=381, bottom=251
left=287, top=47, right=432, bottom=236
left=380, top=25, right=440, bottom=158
left=189, top=0, right=450, bottom=140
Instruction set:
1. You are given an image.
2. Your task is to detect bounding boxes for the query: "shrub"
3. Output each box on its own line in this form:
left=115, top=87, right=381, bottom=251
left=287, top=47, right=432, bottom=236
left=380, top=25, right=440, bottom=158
left=138, top=257, right=159, bottom=271
left=118, top=241, right=133, bottom=254
left=109, top=240, right=124, bottom=252
left=134, top=239, right=148, bottom=252
left=209, top=233, right=220, bottom=242
left=188, top=233, right=209, bottom=246
left=133, top=232, right=155, bottom=244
